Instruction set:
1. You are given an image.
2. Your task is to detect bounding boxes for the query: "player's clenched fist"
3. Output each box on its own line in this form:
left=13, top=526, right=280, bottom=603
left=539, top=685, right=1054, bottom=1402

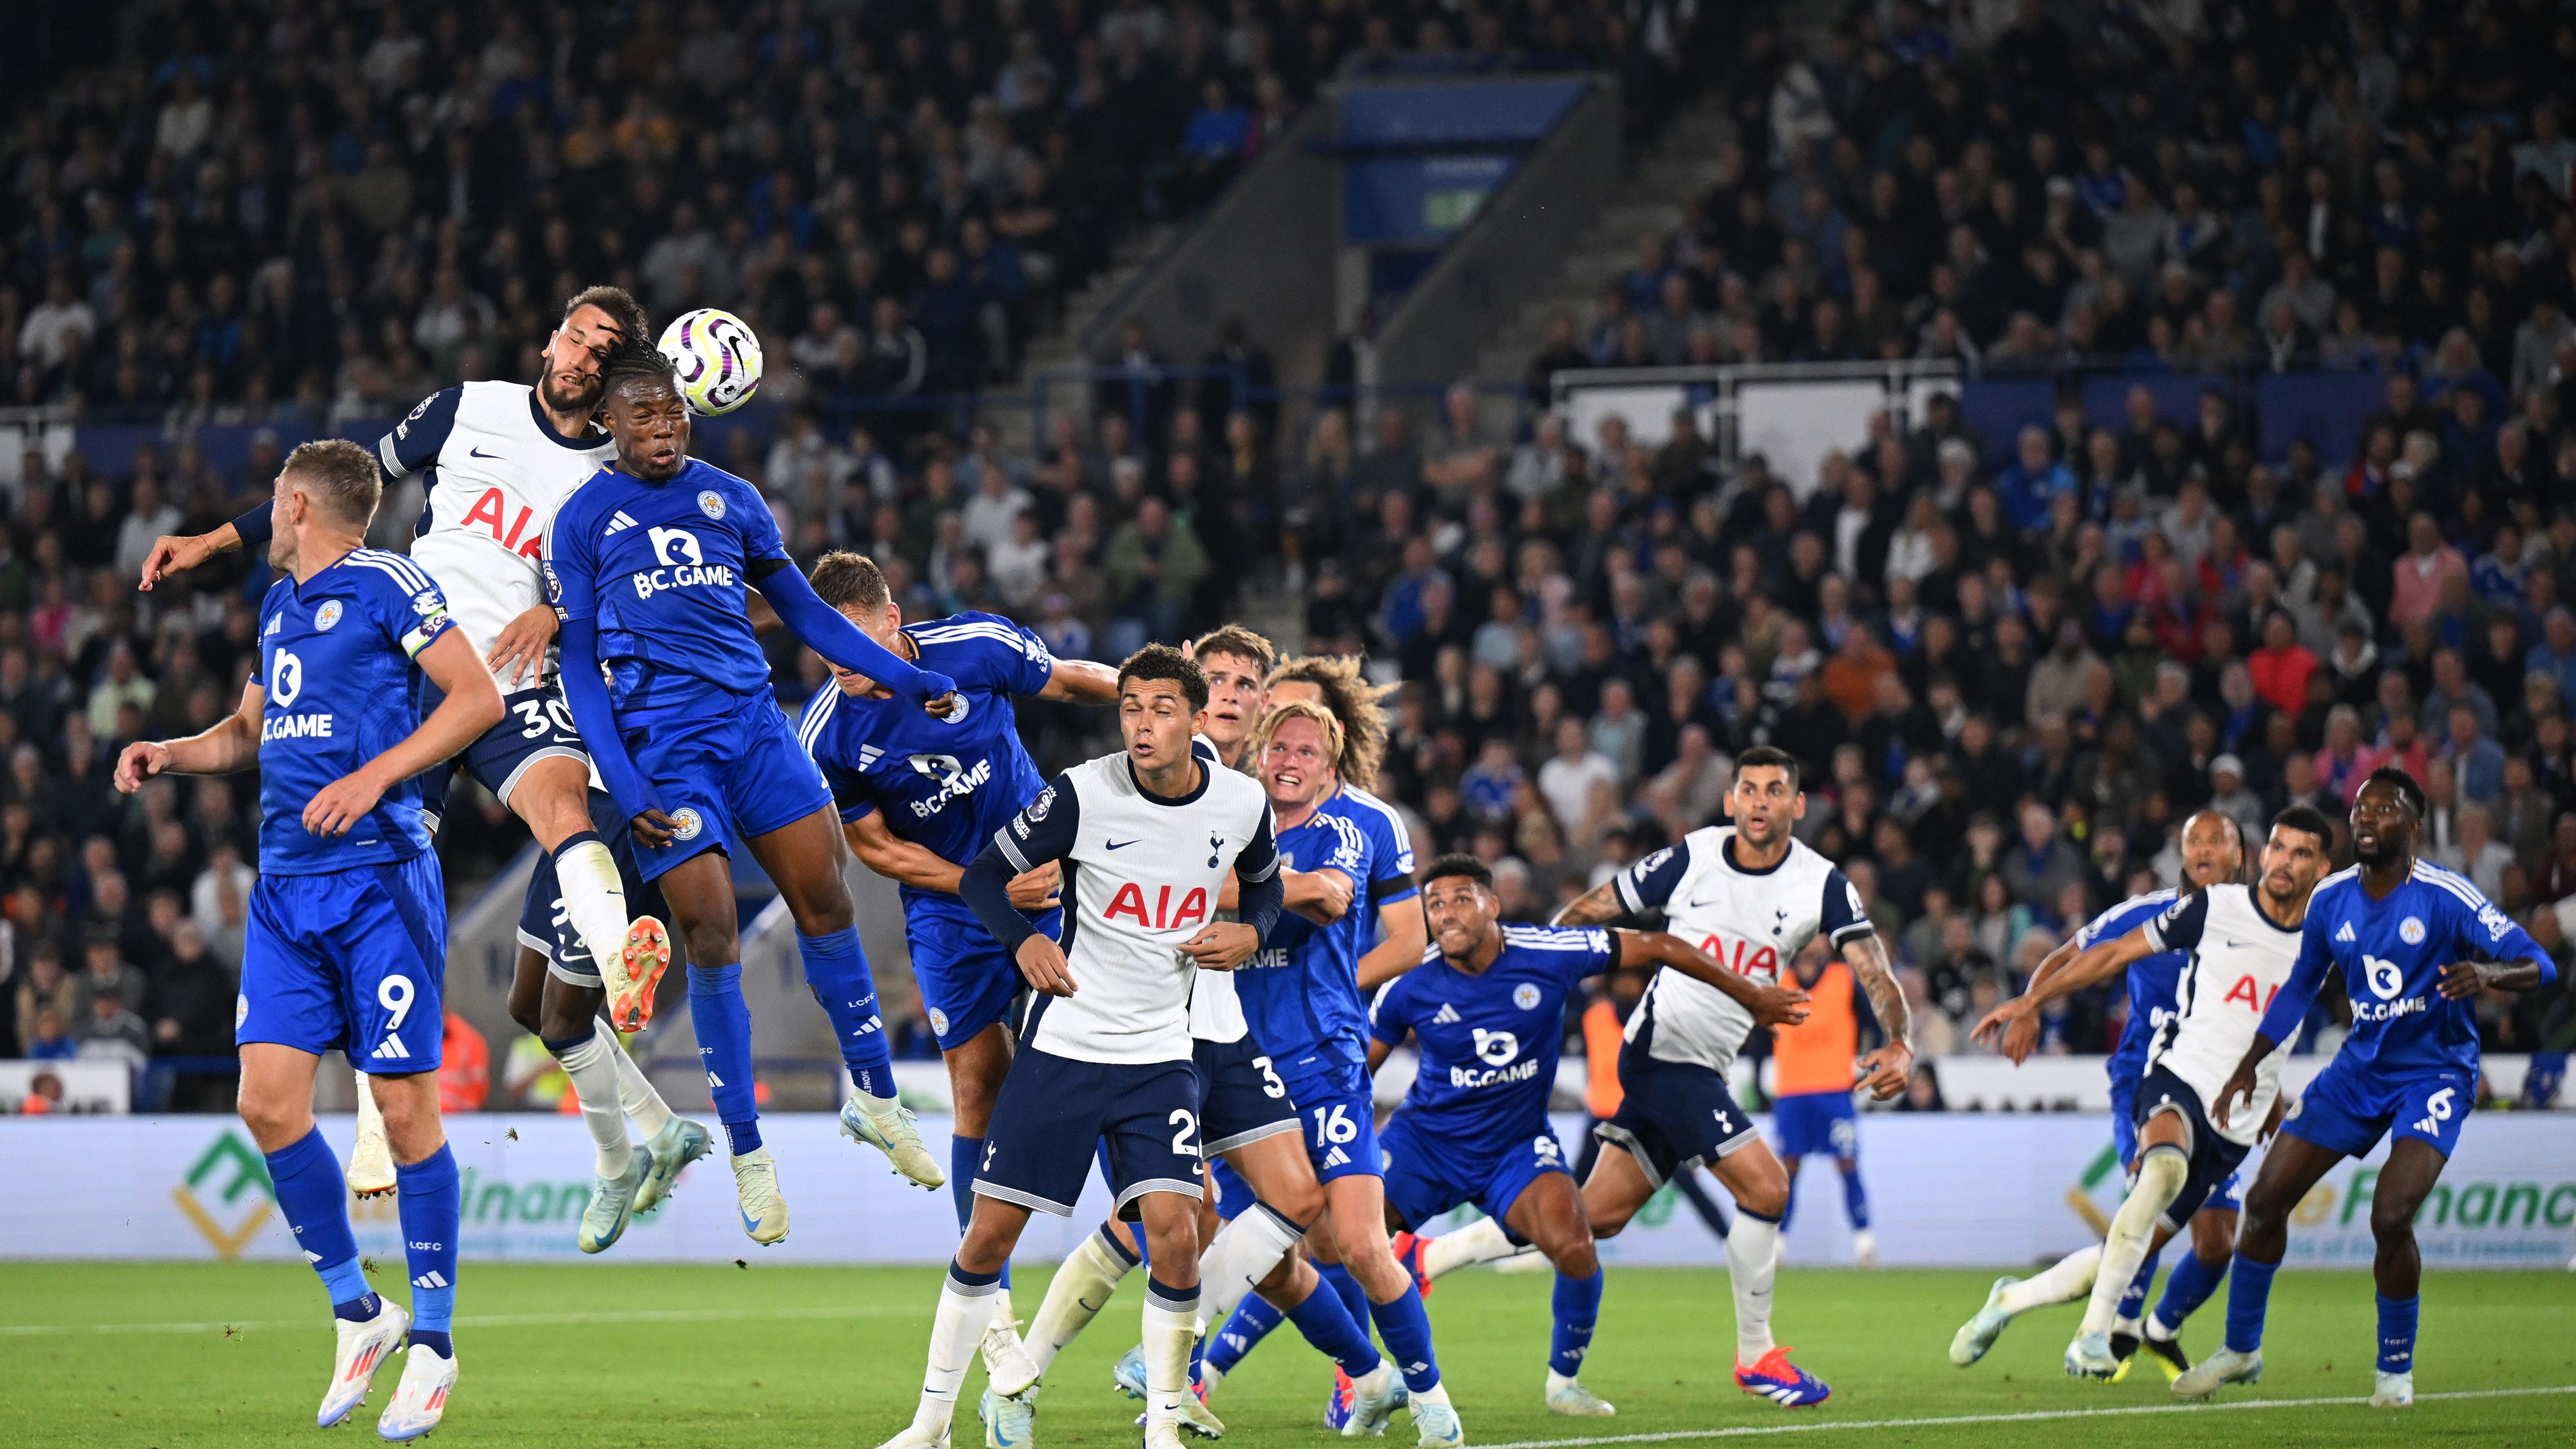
left=114, top=740, right=172, bottom=793
left=1179, top=921, right=1261, bottom=971
left=1015, top=933, right=1077, bottom=995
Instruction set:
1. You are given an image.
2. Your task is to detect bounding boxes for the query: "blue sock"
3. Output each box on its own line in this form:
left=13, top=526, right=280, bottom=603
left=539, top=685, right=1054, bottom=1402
left=689, top=964, right=761, bottom=1153
left=2116, top=1240, right=2163, bottom=1322
left=262, top=1127, right=372, bottom=1312
left=2375, top=1293, right=2418, bottom=1374
left=2225, top=1254, right=2279, bottom=1355
left=1208, top=1292, right=1287, bottom=1375
left=1319, top=1261, right=1369, bottom=1336
left=1284, top=1281, right=1383, bottom=1375
left=2152, top=1252, right=2227, bottom=1336
left=798, top=928, right=896, bottom=1100
left=1550, top=1269, right=1603, bottom=1377
left=394, top=1145, right=460, bottom=1356
left=1839, top=1162, right=1871, bottom=1231
left=1366, top=1284, right=1441, bottom=1393
left=1780, top=1164, right=1797, bottom=1230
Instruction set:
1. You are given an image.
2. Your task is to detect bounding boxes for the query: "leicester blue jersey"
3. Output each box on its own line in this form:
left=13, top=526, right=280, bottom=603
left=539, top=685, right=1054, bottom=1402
left=1370, top=924, right=1617, bottom=1160
left=252, top=549, right=455, bottom=875
left=1234, top=783, right=1418, bottom=1076
left=542, top=458, right=792, bottom=714
left=2262, top=860, right=2554, bottom=1078
left=798, top=611, right=1055, bottom=914
left=2072, top=888, right=2185, bottom=1076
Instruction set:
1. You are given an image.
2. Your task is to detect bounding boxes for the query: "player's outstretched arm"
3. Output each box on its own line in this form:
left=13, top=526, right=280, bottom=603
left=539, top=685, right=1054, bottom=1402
left=302, top=629, right=505, bottom=837
left=2438, top=957, right=2551, bottom=997
left=556, top=616, right=666, bottom=836
left=115, top=677, right=265, bottom=789
left=136, top=518, right=246, bottom=591
left=1037, top=656, right=1122, bottom=704
left=1550, top=879, right=1628, bottom=926
left=1355, top=896, right=1430, bottom=989
left=1972, top=925, right=2152, bottom=1063
left=1840, top=931, right=1915, bottom=1100
left=747, top=560, right=956, bottom=708
left=843, top=811, right=1060, bottom=909
left=1618, top=929, right=1810, bottom=1028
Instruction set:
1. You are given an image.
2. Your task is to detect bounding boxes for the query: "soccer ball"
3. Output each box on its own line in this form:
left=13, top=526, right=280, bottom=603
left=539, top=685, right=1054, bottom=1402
left=657, top=307, right=764, bottom=416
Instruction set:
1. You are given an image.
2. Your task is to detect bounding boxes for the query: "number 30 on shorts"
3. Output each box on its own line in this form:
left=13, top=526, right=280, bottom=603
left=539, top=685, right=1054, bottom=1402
left=1310, top=1103, right=1360, bottom=1147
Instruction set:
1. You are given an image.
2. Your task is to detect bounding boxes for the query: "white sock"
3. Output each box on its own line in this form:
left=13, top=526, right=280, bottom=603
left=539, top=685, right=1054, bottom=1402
left=600, top=1019, right=675, bottom=1138
left=2081, top=1151, right=2185, bottom=1336
left=1725, top=1209, right=1780, bottom=1363
left=1999, top=1243, right=2101, bottom=1317
left=1409, top=1379, right=1452, bottom=1408
left=1197, top=1204, right=1303, bottom=1323
left=555, top=1031, right=634, bottom=1177
left=554, top=837, right=631, bottom=980
left=918, top=1269, right=1001, bottom=1432
left=1026, top=1229, right=1135, bottom=1374
left=1424, top=1216, right=1524, bottom=1279
left=1142, top=1280, right=1201, bottom=1426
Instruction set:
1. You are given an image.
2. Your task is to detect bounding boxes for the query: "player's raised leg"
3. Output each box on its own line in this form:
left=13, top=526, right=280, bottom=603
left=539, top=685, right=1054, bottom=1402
left=2065, top=1109, right=2192, bottom=1378
left=511, top=754, right=672, bottom=1033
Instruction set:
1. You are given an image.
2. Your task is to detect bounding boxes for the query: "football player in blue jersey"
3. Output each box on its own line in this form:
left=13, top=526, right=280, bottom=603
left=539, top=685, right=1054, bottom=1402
left=544, top=338, right=961, bottom=1244
left=116, top=440, right=506, bottom=1440
left=797, top=549, right=1121, bottom=1395
left=1952, top=808, right=2248, bottom=1379
left=1371, top=854, right=1809, bottom=1416
left=2177, top=767, right=2559, bottom=1408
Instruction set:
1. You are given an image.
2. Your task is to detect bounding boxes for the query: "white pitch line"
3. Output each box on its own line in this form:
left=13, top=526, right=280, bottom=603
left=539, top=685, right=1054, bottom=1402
left=1470, top=1383, right=2576, bottom=1447
left=0, top=1302, right=918, bottom=1337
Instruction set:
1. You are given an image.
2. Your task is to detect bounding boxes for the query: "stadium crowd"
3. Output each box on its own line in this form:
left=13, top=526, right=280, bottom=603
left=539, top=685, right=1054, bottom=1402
left=6, top=0, right=2576, bottom=1107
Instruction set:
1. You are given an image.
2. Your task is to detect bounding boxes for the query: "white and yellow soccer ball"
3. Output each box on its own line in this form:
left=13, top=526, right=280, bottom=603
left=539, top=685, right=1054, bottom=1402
left=657, top=307, right=764, bottom=416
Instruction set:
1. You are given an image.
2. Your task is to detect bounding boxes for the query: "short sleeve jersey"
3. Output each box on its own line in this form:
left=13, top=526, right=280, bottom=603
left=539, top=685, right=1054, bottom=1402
left=1611, top=827, right=1870, bottom=1071
left=252, top=549, right=456, bottom=874
left=542, top=458, right=790, bottom=713
left=1234, top=783, right=1421, bottom=1076
left=989, top=750, right=1279, bottom=1064
left=1370, top=925, right=1617, bottom=1160
left=2138, top=882, right=2309, bottom=1146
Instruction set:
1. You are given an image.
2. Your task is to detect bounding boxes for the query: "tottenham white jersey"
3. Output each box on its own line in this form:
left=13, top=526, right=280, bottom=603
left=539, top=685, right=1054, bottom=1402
left=992, top=749, right=1279, bottom=1065
left=1185, top=733, right=1254, bottom=1044
left=1610, top=826, right=1872, bottom=1072
left=378, top=381, right=617, bottom=681
left=2139, top=882, right=2309, bottom=1147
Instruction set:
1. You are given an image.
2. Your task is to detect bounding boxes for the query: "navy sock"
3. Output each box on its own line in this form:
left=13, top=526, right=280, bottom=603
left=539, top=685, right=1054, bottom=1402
left=2225, top=1254, right=2279, bottom=1355
left=2152, top=1252, right=2227, bottom=1336
left=1097, top=1220, right=1142, bottom=1268
left=1207, top=1292, right=1287, bottom=1375
left=1550, top=1269, right=1603, bottom=1377
left=688, top=964, right=760, bottom=1152
left=1319, top=1261, right=1369, bottom=1334
left=797, top=928, right=895, bottom=1099
left=1146, top=1274, right=1201, bottom=1319
left=950, top=1257, right=1003, bottom=1291
left=1285, top=1280, right=1383, bottom=1375
left=1366, top=1284, right=1441, bottom=1393
left=395, top=1145, right=461, bottom=1355
left=2116, top=1240, right=2163, bottom=1322
left=1839, top=1162, right=1871, bottom=1231
left=2375, top=1293, right=2418, bottom=1374
left=262, top=1127, right=368, bottom=1310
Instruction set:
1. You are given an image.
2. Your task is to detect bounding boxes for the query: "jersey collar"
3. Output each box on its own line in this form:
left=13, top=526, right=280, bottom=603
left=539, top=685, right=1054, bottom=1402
left=1128, top=756, right=1210, bottom=806
left=1722, top=833, right=1788, bottom=876
left=528, top=390, right=607, bottom=450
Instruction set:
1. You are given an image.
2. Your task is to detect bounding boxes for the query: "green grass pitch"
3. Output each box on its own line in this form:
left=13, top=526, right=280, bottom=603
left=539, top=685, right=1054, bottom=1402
left=3, top=1261, right=2568, bottom=1447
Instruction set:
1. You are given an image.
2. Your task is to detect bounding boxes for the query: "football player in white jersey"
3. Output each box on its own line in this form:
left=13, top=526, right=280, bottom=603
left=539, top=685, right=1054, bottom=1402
left=136, top=288, right=703, bottom=1248
left=1546, top=745, right=1912, bottom=1407
left=883, top=645, right=1286, bottom=1449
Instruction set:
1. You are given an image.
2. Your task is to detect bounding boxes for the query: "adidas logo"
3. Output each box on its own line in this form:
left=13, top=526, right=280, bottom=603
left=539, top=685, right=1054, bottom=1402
left=604, top=510, right=639, bottom=536
left=1432, top=1004, right=1461, bottom=1025
left=857, top=744, right=885, bottom=769
left=264, top=615, right=283, bottom=636
left=707, top=1070, right=726, bottom=1088
left=1322, top=1146, right=1351, bottom=1169
left=2336, top=922, right=2357, bottom=943
left=369, top=1037, right=411, bottom=1061
left=304, top=1250, right=324, bottom=1265
left=412, top=1270, right=449, bottom=1289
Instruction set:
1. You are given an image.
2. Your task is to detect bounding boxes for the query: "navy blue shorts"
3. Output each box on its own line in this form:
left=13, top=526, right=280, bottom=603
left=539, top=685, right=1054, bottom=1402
left=1285, top=1060, right=1382, bottom=1183
left=2133, top=1065, right=2255, bottom=1232
left=1380, top=1114, right=1569, bottom=1231
left=418, top=679, right=587, bottom=828
left=1597, top=1044, right=1760, bottom=1188
left=1772, top=1089, right=1859, bottom=1159
left=977, top=1047, right=1203, bottom=1220
left=623, top=695, right=832, bottom=883
left=517, top=790, right=663, bottom=986
left=1196, top=1034, right=1301, bottom=1155
left=2285, top=1054, right=2475, bottom=1160
left=2113, top=1063, right=2240, bottom=1213
left=239, top=853, right=447, bottom=1070
left=907, top=897, right=1050, bottom=1050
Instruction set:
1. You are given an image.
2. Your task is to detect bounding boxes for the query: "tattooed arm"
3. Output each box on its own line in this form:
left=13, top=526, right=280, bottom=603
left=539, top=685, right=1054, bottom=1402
left=1841, top=931, right=1913, bottom=1101
left=1550, top=879, right=1628, bottom=926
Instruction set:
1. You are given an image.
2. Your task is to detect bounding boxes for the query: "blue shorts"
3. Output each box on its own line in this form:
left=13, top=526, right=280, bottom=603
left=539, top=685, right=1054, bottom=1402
left=1599, top=1044, right=1760, bottom=1188
left=2134, top=1065, right=2254, bottom=1231
left=907, top=897, right=1052, bottom=1050
left=623, top=694, right=831, bottom=883
left=1196, top=1034, right=1301, bottom=1155
left=1772, top=1089, right=1859, bottom=1159
left=239, top=852, right=447, bottom=1070
left=977, top=1047, right=1203, bottom=1220
left=2285, top=1054, right=2475, bottom=1160
left=1285, top=1061, right=1382, bottom=1183
left=517, top=790, right=661, bottom=986
left=1208, top=1158, right=1255, bottom=1222
left=2113, top=1064, right=2241, bottom=1213
left=1380, top=1114, right=1569, bottom=1231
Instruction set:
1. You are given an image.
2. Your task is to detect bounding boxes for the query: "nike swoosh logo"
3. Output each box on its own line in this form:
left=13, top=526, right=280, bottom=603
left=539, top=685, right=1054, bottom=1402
left=1107, top=839, right=1138, bottom=850
left=470, top=446, right=502, bottom=459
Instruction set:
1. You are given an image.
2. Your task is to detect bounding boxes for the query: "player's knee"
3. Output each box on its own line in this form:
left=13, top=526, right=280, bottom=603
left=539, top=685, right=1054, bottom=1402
left=506, top=965, right=544, bottom=1035
left=538, top=988, right=598, bottom=1042
left=677, top=918, right=738, bottom=968
left=1554, top=1238, right=1600, bottom=1279
left=2191, top=1211, right=2237, bottom=1265
left=2369, top=1191, right=2421, bottom=1242
left=784, top=879, right=855, bottom=935
left=235, top=1086, right=307, bottom=1148
left=1268, top=1175, right=1326, bottom=1227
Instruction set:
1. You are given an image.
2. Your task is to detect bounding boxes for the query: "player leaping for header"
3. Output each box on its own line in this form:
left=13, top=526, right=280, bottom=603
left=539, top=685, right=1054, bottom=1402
left=544, top=336, right=959, bottom=1243
left=2176, top=768, right=2559, bottom=1408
